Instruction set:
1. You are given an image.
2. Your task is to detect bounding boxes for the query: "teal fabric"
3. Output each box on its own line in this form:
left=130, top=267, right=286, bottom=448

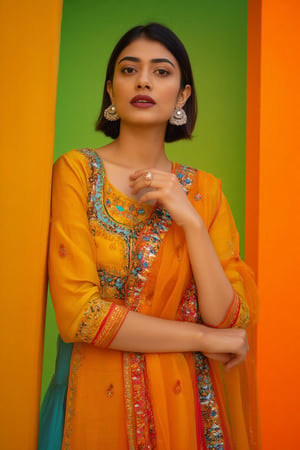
left=38, top=337, right=73, bottom=450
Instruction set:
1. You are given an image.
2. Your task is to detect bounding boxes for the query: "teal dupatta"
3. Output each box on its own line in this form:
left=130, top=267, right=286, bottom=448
left=38, top=337, right=73, bottom=450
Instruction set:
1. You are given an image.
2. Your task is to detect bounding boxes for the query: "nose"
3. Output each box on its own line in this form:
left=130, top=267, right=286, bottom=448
left=136, top=69, right=152, bottom=90
left=137, top=81, right=151, bottom=90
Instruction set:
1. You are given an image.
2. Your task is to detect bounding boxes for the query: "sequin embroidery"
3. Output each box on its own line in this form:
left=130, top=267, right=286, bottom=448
left=122, top=160, right=198, bottom=449
left=177, top=279, right=226, bottom=448
left=195, top=353, right=225, bottom=449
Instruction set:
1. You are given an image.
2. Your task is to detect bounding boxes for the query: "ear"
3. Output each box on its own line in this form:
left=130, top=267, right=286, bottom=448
left=106, top=80, right=114, bottom=103
left=176, top=84, right=191, bottom=108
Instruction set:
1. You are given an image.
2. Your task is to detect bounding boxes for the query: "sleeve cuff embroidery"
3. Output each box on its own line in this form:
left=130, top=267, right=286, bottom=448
left=92, top=303, right=128, bottom=348
left=213, top=292, right=250, bottom=329
left=75, top=295, right=128, bottom=347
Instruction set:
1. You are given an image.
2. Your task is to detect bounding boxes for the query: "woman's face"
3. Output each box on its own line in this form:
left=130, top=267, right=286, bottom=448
left=107, top=38, right=191, bottom=128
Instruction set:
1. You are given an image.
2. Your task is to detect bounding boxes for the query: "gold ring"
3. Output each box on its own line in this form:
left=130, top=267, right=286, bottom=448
left=144, top=170, right=153, bottom=187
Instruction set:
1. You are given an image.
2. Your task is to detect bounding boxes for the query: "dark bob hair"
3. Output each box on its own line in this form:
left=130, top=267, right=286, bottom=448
left=95, top=23, right=197, bottom=143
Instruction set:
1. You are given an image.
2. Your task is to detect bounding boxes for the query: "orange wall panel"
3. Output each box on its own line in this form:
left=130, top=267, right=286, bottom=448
left=247, top=1, right=300, bottom=448
left=245, top=0, right=261, bottom=278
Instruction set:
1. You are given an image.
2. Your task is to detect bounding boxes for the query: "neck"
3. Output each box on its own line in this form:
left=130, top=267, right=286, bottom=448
left=111, top=122, right=170, bottom=169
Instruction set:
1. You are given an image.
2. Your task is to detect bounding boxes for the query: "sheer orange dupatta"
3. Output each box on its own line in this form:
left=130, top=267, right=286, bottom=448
left=125, top=165, right=261, bottom=450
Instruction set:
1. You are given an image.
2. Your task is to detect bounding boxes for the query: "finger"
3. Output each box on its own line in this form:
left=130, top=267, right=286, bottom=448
left=224, top=351, right=247, bottom=370
left=138, top=190, right=163, bottom=204
left=130, top=173, right=169, bottom=195
left=129, top=168, right=159, bottom=180
left=203, top=352, right=227, bottom=362
left=204, top=353, right=234, bottom=364
left=224, top=357, right=240, bottom=370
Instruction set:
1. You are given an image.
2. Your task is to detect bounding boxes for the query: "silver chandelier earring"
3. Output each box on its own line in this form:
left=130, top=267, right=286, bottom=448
left=169, top=107, right=187, bottom=126
left=104, top=104, right=119, bottom=121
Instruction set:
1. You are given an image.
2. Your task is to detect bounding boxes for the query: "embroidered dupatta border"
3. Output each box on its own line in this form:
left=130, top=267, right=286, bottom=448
left=123, top=163, right=197, bottom=449
left=124, top=162, right=197, bottom=313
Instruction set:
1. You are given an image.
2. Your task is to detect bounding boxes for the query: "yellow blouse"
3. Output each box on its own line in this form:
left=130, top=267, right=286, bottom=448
left=47, top=148, right=260, bottom=450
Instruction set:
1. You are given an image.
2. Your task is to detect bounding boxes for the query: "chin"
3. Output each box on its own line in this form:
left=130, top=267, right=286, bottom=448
left=121, top=115, right=170, bottom=128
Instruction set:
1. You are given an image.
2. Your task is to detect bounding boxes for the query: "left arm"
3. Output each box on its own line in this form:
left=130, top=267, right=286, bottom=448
left=130, top=169, right=248, bottom=328
left=180, top=210, right=234, bottom=326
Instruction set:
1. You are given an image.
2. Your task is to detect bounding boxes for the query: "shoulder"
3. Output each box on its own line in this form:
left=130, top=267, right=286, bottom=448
left=54, top=148, right=99, bottom=168
left=194, top=168, right=221, bottom=195
left=53, top=149, right=103, bottom=181
left=176, top=162, right=221, bottom=198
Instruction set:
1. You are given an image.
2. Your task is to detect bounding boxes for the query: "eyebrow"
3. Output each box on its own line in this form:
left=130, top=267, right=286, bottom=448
left=118, top=56, right=175, bottom=68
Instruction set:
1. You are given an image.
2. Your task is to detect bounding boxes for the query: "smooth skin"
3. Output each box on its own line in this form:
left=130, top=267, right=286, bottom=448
left=96, top=38, right=248, bottom=369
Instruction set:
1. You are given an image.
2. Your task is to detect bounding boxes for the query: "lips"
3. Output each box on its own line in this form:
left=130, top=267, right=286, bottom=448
left=130, top=95, right=156, bottom=107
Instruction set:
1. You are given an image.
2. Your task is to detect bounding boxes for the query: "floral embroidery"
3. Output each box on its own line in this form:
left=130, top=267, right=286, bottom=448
left=104, top=183, right=152, bottom=227
left=194, top=192, right=204, bottom=201
left=174, top=380, right=182, bottom=394
left=176, top=244, right=182, bottom=260
left=106, top=384, right=114, bottom=398
left=59, top=244, right=67, bottom=257
left=145, top=291, right=154, bottom=306
left=97, top=268, right=127, bottom=299
left=195, top=353, right=224, bottom=449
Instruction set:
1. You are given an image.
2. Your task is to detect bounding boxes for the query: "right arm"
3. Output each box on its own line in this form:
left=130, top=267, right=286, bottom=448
left=49, top=151, right=247, bottom=368
left=110, top=311, right=248, bottom=368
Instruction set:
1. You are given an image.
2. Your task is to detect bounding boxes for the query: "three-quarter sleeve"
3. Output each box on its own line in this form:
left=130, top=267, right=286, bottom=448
left=208, top=188, right=251, bottom=329
left=48, top=151, right=128, bottom=347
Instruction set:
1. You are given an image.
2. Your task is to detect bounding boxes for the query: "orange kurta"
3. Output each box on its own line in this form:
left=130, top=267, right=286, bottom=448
left=40, top=149, right=260, bottom=450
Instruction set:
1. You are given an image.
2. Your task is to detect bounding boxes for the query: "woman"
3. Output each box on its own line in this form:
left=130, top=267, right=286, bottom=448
left=39, top=23, right=260, bottom=450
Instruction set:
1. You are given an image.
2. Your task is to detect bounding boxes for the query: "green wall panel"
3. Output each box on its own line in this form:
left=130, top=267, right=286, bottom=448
left=41, top=0, right=248, bottom=399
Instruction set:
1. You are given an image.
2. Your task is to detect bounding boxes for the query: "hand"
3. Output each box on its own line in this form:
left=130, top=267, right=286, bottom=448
left=203, top=352, right=244, bottom=370
left=129, top=168, right=202, bottom=228
left=202, top=327, right=249, bottom=369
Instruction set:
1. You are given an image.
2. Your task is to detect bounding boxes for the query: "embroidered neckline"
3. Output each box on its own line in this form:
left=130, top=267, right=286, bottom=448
left=89, top=147, right=175, bottom=204
left=82, top=148, right=179, bottom=227
left=104, top=181, right=153, bottom=227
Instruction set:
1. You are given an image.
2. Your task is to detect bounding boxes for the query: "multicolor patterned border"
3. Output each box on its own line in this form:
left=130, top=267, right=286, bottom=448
left=194, top=352, right=225, bottom=449
left=123, top=163, right=197, bottom=449
left=125, top=163, right=197, bottom=312
left=123, top=352, right=156, bottom=450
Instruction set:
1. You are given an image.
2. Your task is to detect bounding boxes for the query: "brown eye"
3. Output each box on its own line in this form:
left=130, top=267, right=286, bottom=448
left=121, top=67, right=136, bottom=74
left=155, top=68, right=170, bottom=76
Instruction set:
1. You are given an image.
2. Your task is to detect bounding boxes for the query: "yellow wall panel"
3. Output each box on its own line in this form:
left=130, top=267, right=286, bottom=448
left=0, top=1, right=63, bottom=448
